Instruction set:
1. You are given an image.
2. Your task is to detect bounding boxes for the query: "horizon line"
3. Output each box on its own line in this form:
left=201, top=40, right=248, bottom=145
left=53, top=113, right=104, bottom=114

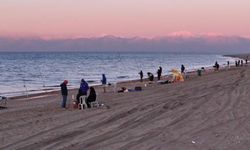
left=1, top=31, right=250, bottom=40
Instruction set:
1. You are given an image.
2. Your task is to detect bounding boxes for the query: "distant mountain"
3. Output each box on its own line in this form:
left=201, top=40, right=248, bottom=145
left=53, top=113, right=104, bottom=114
left=0, top=35, right=250, bottom=54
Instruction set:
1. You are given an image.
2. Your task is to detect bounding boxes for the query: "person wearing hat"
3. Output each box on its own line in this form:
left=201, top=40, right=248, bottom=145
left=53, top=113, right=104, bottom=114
left=60, top=80, right=68, bottom=108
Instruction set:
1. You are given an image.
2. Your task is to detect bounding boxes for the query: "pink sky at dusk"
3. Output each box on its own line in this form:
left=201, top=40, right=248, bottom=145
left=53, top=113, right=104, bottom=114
left=0, top=0, right=250, bottom=38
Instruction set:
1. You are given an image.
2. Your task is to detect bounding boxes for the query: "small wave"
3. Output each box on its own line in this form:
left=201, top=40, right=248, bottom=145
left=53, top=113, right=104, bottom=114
left=43, top=85, right=60, bottom=88
left=22, top=79, right=34, bottom=82
left=86, top=80, right=96, bottom=83
left=117, top=76, right=129, bottom=79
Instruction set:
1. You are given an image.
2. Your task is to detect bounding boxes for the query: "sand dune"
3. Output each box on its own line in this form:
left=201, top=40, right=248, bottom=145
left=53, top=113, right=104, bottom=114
left=1, top=59, right=250, bottom=149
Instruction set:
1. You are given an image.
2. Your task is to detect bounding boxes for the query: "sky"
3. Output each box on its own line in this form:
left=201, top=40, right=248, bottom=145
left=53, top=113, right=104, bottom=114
left=0, top=0, right=250, bottom=39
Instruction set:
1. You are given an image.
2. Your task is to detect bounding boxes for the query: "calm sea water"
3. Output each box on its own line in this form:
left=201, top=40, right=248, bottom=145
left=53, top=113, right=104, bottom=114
left=0, top=52, right=235, bottom=97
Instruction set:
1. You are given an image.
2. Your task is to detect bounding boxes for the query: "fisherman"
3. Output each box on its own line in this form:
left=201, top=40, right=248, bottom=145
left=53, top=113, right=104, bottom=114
left=60, top=80, right=68, bottom=108
left=181, top=64, right=185, bottom=73
left=157, top=66, right=162, bottom=80
left=101, top=74, right=107, bottom=93
left=214, top=61, right=219, bottom=70
left=139, top=70, right=143, bottom=82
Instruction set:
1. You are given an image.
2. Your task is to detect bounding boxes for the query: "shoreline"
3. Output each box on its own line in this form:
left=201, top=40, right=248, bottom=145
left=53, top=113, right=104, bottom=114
left=0, top=53, right=235, bottom=98
left=224, top=53, right=250, bottom=60
left=5, top=54, right=242, bottom=100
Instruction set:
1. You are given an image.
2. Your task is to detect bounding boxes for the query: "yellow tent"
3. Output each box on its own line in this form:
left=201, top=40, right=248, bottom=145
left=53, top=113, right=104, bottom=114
left=171, top=69, right=184, bottom=82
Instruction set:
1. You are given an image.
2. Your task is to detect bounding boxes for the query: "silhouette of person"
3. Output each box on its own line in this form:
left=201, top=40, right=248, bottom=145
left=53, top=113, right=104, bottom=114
left=139, top=70, right=143, bottom=82
left=85, top=87, right=97, bottom=108
left=101, top=74, right=107, bottom=93
left=214, top=61, right=219, bottom=70
left=181, top=64, right=185, bottom=73
left=147, top=72, right=154, bottom=81
left=157, top=66, right=162, bottom=80
left=60, top=80, right=68, bottom=108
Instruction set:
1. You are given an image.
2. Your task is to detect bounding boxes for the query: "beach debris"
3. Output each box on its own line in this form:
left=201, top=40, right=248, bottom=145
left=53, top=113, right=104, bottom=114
left=191, top=140, right=196, bottom=144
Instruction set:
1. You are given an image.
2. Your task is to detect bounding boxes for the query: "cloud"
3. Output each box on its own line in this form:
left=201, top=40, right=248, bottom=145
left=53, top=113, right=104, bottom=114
left=199, top=32, right=224, bottom=37
left=0, top=34, right=250, bottom=54
left=167, top=31, right=195, bottom=38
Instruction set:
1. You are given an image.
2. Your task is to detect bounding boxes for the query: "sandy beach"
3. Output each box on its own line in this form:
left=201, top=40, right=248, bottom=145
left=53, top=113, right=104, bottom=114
left=1, top=54, right=250, bottom=150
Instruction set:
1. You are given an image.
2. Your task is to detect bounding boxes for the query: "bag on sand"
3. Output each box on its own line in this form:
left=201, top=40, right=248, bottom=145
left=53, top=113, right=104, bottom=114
left=134, top=86, right=142, bottom=91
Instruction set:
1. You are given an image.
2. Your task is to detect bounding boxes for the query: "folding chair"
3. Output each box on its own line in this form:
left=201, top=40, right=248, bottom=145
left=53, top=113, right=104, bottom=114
left=78, top=96, right=87, bottom=110
left=90, top=94, right=100, bottom=108
left=91, top=101, right=100, bottom=108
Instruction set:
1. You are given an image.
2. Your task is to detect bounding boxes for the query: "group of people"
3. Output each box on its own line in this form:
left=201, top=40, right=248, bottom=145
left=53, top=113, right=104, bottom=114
left=60, top=59, right=247, bottom=108
left=139, top=65, right=186, bottom=82
left=139, top=66, right=163, bottom=82
left=60, top=79, right=97, bottom=109
left=60, top=73, right=109, bottom=109
left=235, top=60, right=244, bottom=67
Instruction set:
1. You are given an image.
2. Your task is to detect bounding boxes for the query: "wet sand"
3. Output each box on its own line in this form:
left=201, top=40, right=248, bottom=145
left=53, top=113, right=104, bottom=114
left=1, top=54, right=250, bottom=150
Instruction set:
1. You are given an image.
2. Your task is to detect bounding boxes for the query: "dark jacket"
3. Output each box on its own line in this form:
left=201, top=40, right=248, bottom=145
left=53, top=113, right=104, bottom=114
left=87, top=87, right=96, bottom=103
left=139, top=71, right=143, bottom=78
left=60, top=82, right=68, bottom=96
left=76, top=89, right=85, bottom=103
left=147, top=72, right=154, bottom=81
left=101, top=74, right=107, bottom=85
left=80, top=79, right=89, bottom=95
left=181, top=65, right=185, bottom=73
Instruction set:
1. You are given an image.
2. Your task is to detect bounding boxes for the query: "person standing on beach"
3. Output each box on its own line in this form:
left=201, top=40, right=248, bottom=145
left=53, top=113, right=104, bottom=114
left=181, top=64, right=185, bottom=73
left=159, top=66, right=162, bottom=74
left=214, top=61, right=219, bottom=70
left=101, top=74, right=107, bottom=93
left=139, top=70, right=143, bottom=82
left=60, top=80, right=68, bottom=108
left=157, top=66, right=162, bottom=80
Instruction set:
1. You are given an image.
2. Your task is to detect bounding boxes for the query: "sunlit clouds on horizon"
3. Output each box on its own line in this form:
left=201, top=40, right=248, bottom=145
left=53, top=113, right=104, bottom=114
left=0, top=0, right=250, bottom=38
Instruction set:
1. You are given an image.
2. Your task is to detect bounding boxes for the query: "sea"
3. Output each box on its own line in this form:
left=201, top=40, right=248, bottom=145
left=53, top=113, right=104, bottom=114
left=0, top=52, right=236, bottom=97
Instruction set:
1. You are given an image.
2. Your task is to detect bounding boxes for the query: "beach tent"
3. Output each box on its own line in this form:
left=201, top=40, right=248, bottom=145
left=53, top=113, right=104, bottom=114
left=171, top=69, right=184, bottom=82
